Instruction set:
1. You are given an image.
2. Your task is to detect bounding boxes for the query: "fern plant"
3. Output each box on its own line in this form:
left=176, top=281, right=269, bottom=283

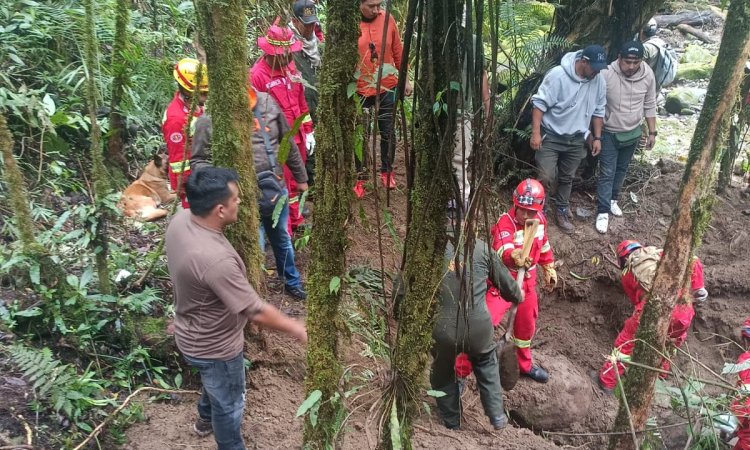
left=10, top=344, right=114, bottom=423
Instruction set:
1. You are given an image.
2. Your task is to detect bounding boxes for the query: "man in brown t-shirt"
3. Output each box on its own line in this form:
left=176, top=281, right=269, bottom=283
left=166, top=167, right=306, bottom=449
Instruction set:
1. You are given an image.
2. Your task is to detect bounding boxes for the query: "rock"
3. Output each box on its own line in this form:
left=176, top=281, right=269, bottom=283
left=680, top=108, right=696, bottom=115
left=681, top=44, right=715, bottom=65
left=665, top=87, right=707, bottom=114
left=662, top=203, right=673, bottom=216
left=507, top=353, right=592, bottom=430
left=676, top=62, right=714, bottom=81
left=575, top=207, right=593, bottom=218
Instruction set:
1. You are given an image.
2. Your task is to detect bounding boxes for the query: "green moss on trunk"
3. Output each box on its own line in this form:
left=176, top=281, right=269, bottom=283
left=609, top=1, right=750, bottom=448
left=107, top=0, right=132, bottom=175
left=0, top=113, right=36, bottom=249
left=302, top=1, right=359, bottom=447
left=193, top=0, right=263, bottom=287
left=82, top=0, right=112, bottom=295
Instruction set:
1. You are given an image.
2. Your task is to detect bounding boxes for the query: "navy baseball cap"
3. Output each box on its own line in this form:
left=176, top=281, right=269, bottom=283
left=582, top=45, right=608, bottom=71
left=293, top=0, right=319, bottom=24
left=619, top=40, right=644, bottom=59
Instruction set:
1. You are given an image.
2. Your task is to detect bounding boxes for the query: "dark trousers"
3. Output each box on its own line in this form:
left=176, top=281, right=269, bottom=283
left=534, top=131, right=586, bottom=210
left=357, top=92, right=396, bottom=175
left=431, top=308, right=504, bottom=429
left=596, top=131, right=638, bottom=214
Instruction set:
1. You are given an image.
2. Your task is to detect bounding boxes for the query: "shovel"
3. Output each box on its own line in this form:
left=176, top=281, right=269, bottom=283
left=499, top=218, right=539, bottom=391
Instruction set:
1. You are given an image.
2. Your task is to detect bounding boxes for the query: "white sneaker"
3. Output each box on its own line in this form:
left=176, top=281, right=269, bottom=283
left=595, top=213, right=609, bottom=234
left=610, top=200, right=623, bottom=217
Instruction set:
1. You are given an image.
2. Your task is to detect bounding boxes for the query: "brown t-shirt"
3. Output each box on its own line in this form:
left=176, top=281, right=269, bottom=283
left=165, top=209, right=265, bottom=360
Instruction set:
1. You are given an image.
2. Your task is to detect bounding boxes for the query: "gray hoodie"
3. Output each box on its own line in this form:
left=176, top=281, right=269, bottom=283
left=531, top=50, right=607, bottom=138
left=602, top=60, right=656, bottom=133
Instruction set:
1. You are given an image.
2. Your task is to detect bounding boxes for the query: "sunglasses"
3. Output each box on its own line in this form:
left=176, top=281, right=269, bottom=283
left=369, top=42, right=378, bottom=63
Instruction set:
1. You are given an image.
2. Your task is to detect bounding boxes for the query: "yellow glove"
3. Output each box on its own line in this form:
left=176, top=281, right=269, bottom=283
left=510, top=248, right=533, bottom=269
left=542, top=263, right=557, bottom=292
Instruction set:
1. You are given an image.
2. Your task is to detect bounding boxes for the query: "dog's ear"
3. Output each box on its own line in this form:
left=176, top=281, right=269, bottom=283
left=153, top=153, right=167, bottom=169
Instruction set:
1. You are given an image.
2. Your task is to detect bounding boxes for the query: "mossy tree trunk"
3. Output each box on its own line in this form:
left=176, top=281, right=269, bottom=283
left=717, top=72, right=750, bottom=193
left=386, top=0, right=459, bottom=447
left=302, top=1, right=359, bottom=447
left=0, top=113, right=37, bottom=251
left=107, top=0, right=131, bottom=176
left=193, top=0, right=262, bottom=287
left=82, top=0, right=113, bottom=295
left=609, top=2, right=750, bottom=448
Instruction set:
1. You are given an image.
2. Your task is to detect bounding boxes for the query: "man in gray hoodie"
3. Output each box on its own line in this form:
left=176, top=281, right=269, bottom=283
left=530, top=45, right=607, bottom=234
left=595, top=41, right=657, bottom=234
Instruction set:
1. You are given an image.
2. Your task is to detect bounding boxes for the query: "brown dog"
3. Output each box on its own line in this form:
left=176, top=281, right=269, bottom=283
left=120, top=154, right=176, bottom=221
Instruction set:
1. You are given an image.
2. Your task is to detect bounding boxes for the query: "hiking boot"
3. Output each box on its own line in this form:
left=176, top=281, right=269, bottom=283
left=610, top=200, right=623, bottom=217
left=595, top=213, right=609, bottom=234
left=591, top=371, right=614, bottom=395
left=554, top=209, right=574, bottom=234
left=284, top=284, right=307, bottom=301
left=522, top=365, right=549, bottom=383
left=490, top=414, right=508, bottom=430
left=353, top=180, right=366, bottom=199
left=193, top=417, right=213, bottom=437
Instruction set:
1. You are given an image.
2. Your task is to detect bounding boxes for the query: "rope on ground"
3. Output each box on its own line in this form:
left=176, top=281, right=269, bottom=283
left=71, top=386, right=200, bottom=450
left=542, top=420, right=691, bottom=437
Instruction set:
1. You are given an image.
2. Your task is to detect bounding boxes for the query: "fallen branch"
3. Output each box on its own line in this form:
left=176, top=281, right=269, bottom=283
left=676, top=24, right=715, bottom=44
left=72, top=386, right=200, bottom=450
left=655, top=10, right=718, bottom=27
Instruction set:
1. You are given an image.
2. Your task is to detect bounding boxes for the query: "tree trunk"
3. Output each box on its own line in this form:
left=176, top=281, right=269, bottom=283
left=193, top=0, right=263, bottom=287
left=83, top=0, right=113, bottom=295
left=302, top=1, right=359, bottom=447
left=609, top=2, right=750, bottom=448
left=0, top=113, right=37, bottom=250
left=107, top=0, right=132, bottom=176
left=717, top=72, right=750, bottom=194
left=386, top=0, right=458, bottom=447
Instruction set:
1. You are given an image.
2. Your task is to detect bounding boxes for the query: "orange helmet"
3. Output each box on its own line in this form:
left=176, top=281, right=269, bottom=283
left=617, top=240, right=643, bottom=269
left=174, top=58, right=209, bottom=93
left=513, top=179, right=545, bottom=212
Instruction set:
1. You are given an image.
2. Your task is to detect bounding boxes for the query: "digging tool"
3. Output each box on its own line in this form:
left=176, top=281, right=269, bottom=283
left=499, top=218, right=540, bottom=391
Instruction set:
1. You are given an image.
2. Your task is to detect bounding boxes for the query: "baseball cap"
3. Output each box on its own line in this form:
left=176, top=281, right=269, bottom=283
left=619, top=40, right=644, bottom=59
left=293, top=0, right=319, bottom=24
left=582, top=45, right=608, bottom=71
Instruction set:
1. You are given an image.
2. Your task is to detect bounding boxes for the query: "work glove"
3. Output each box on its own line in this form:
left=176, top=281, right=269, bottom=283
left=541, top=263, right=557, bottom=292
left=693, top=287, right=708, bottom=303
left=510, top=248, right=533, bottom=269
left=305, top=132, right=316, bottom=156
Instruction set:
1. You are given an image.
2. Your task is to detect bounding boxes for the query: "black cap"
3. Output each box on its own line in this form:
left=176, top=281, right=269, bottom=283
left=582, top=45, right=607, bottom=71
left=619, top=40, right=644, bottom=59
left=293, top=0, right=319, bottom=24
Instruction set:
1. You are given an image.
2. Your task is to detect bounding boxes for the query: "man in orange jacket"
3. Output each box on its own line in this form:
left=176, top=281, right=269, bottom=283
left=162, top=58, right=208, bottom=208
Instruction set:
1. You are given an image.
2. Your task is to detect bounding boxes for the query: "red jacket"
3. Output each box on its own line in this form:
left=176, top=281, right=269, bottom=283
left=622, top=253, right=705, bottom=312
left=357, top=11, right=404, bottom=97
left=250, top=58, right=312, bottom=149
left=162, top=92, right=204, bottom=177
left=733, top=352, right=750, bottom=450
left=491, top=209, right=554, bottom=287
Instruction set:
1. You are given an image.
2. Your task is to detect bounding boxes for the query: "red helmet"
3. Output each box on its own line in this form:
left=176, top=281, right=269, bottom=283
left=617, top=240, right=643, bottom=269
left=513, top=179, right=545, bottom=212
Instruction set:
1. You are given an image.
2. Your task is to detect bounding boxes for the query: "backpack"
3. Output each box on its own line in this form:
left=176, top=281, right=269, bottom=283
left=646, top=37, right=678, bottom=88
left=625, top=246, right=662, bottom=292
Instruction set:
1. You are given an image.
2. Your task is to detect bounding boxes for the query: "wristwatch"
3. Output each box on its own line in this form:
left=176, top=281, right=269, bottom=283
left=649, top=131, right=658, bottom=136
left=593, top=136, right=602, bottom=141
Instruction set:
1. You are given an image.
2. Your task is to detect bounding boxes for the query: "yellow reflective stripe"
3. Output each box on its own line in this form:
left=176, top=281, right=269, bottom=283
left=162, top=109, right=168, bottom=124
left=498, top=243, right=514, bottom=255
left=170, top=160, right=190, bottom=173
left=289, top=195, right=299, bottom=204
left=541, top=242, right=551, bottom=253
left=514, top=337, right=531, bottom=348
left=301, top=113, right=312, bottom=123
left=189, top=120, right=197, bottom=137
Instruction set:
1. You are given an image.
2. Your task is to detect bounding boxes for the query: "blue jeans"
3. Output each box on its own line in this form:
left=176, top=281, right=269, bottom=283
left=183, top=352, right=246, bottom=450
left=259, top=193, right=302, bottom=288
left=596, top=131, right=638, bottom=214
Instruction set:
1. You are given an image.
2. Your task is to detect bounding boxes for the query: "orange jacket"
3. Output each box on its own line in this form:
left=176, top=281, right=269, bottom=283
left=356, top=11, right=404, bottom=98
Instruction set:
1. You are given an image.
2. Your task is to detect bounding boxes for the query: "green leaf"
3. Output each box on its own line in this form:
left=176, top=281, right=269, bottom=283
left=175, top=373, right=183, bottom=389
left=79, top=267, right=94, bottom=289
left=278, top=114, right=307, bottom=165
left=433, top=102, right=440, bottom=114
left=309, top=400, right=320, bottom=427
left=389, top=400, right=402, bottom=450
left=723, top=360, right=750, bottom=375
left=422, top=401, right=431, bottom=416
left=29, top=264, right=40, bottom=285
left=450, top=81, right=460, bottom=91
left=296, top=389, right=322, bottom=417
left=297, top=190, right=309, bottom=221
left=14, top=307, right=43, bottom=318
left=426, top=390, right=446, bottom=398
left=271, top=194, right=289, bottom=229
left=347, top=82, right=358, bottom=98
left=66, top=274, right=79, bottom=288
left=329, top=276, right=341, bottom=294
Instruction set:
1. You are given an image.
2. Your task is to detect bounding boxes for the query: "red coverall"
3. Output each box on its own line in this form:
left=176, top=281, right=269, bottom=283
left=455, top=208, right=554, bottom=377
left=732, top=351, right=750, bottom=450
left=251, top=58, right=313, bottom=233
left=162, top=92, right=204, bottom=208
left=598, top=256, right=705, bottom=389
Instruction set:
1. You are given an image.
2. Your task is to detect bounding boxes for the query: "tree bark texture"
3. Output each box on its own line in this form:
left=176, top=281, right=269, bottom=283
left=193, top=0, right=263, bottom=288
left=302, top=0, right=359, bottom=447
left=717, top=72, right=750, bottom=193
left=0, top=113, right=37, bottom=250
left=609, top=2, right=750, bottom=448
left=387, top=0, right=459, bottom=447
left=107, top=0, right=132, bottom=176
left=83, top=0, right=113, bottom=295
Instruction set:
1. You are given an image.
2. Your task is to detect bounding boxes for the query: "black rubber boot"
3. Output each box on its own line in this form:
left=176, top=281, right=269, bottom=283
left=522, top=365, right=549, bottom=383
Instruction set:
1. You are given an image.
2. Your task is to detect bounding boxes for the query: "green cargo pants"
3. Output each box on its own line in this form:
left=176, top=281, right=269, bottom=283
left=534, top=130, right=586, bottom=210
left=430, top=307, right=504, bottom=429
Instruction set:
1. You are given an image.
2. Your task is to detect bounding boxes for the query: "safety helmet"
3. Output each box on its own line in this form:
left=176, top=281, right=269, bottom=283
left=617, top=240, right=643, bottom=269
left=643, top=18, right=658, bottom=37
left=513, top=179, right=545, bottom=212
left=174, top=58, right=209, bottom=93
left=742, top=317, right=750, bottom=341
